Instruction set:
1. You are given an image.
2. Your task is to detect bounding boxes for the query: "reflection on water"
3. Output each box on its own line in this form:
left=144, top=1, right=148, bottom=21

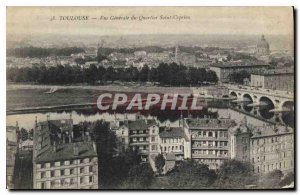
left=7, top=108, right=270, bottom=130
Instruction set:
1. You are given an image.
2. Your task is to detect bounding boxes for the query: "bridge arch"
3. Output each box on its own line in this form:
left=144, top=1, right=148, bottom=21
left=281, top=101, right=294, bottom=128
left=258, top=96, right=275, bottom=119
left=242, top=93, right=253, bottom=112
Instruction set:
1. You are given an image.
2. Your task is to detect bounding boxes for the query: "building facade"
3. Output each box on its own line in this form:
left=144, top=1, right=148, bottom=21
left=184, top=118, right=237, bottom=170
left=210, top=63, right=269, bottom=83
left=159, top=126, right=190, bottom=161
left=6, top=124, right=19, bottom=189
left=33, top=119, right=98, bottom=189
left=250, top=125, right=294, bottom=175
left=250, top=71, right=294, bottom=92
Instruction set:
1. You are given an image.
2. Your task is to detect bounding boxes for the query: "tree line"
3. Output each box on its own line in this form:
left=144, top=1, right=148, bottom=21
left=7, top=62, right=218, bottom=86
left=7, top=47, right=85, bottom=58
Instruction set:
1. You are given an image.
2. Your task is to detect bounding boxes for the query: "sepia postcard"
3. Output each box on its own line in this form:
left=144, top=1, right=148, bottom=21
left=6, top=6, right=295, bottom=190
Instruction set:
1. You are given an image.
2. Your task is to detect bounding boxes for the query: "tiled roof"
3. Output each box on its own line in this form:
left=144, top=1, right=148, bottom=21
left=159, top=127, right=187, bottom=140
left=185, top=118, right=236, bottom=129
left=251, top=125, right=293, bottom=139
left=36, top=141, right=97, bottom=163
left=127, top=119, right=157, bottom=131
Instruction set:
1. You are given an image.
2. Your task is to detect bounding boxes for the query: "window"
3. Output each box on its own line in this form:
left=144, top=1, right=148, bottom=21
left=60, top=169, right=64, bottom=176
left=89, top=166, right=93, bottom=173
left=80, top=159, right=84, bottom=164
left=122, top=138, right=125, bottom=143
left=80, top=167, right=84, bottom=174
left=50, top=162, right=55, bottom=167
left=89, top=176, right=93, bottom=183
left=41, top=163, right=46, bottom=169
left=208, top=132, right=213, bottom=137
left=152, top=129, right=155, bottom=134
left=50, top=181, right=55, bottom=188
left=151, top=145, right=156, bottom=151
left=41, top=182, right=45, bottom=189
left=80, top=177, right=84, bottom=184
left=71, top=178, right=75, bottom=185
left=51, top=171, right=55, bottom=177
left=151, top=136, right=155, bottom=142
left=60, top=161, right=65, bottom=166
left=41, top=172, right=45, bottom=179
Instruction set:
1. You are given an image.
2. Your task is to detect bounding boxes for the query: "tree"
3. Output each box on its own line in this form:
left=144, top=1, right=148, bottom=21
left=214, top=159, right=256, bottom=189
left=167, top=159, right=217, bottom=189
left=92, top=120, right=117, bottom=188
left=279, top=172, right=294, bottom=187
left=20, top=128, right=28, bottom=141
left=260, top=170, right=284, bottom=189
left=122, top=163, right=155, bottom=189
left=155, top=154, right=165, bottom=175
left=29, top=129, right=33, bottom=140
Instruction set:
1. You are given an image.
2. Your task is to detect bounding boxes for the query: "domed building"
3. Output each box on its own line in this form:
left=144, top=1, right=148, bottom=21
left=256, top=35, right=270, bottom=56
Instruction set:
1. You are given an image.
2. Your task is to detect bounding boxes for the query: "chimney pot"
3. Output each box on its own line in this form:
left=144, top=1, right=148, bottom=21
left=73, top=143, right=79, bottom=156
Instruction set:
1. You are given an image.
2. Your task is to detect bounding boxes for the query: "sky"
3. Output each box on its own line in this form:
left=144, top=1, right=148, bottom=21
left=7, top=6, right=294, bottom=38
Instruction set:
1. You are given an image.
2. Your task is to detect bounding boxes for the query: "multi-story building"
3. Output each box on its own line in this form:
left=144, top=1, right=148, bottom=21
left=112, top=118, right=160, bottom=161
left=128, top=119, right=160, bottom=161
left=110, top=120, right=130, bottom=153
left=250, top=124, right=294, bottom=175
left=33, top=118, right=98, bottom=189
left=159, top=126, right=190, bottom=161
left=6, top=124, right=19, bottom=189
left=210, top=62, right=269, bottom=83
left=250, top=70, right=294, bottom=92
left=229, top=117, right=252, bottom=162
left=184, top=118, right=237, bottom=170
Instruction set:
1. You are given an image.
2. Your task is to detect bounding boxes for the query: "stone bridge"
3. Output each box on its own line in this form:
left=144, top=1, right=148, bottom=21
left=225, top=84, right=294, bottom=126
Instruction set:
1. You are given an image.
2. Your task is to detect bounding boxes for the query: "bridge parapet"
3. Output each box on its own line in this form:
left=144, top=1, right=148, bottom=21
left=225, top=84, right=293, bottom=100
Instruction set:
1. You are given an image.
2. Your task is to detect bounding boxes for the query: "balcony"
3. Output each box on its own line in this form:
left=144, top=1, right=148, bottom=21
left=192, top=136, right=228, bottom=141
left=129, top=141, right=149, bottom=146
left=192, top=154, right=229, bottom=159
left=129, top=134, right=149, bottom=137
left=192, top=145, right=228, bottom=150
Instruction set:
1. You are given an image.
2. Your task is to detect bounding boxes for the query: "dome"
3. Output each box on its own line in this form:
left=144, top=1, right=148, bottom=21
left=257, top=35, right=270, bottom=49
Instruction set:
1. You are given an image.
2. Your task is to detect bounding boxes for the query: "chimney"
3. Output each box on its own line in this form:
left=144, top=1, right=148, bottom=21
left=62, top=134, right=65, bottom=144
left=69, top=134, right=72, bottom=143
left=81, top=131, right=85, bottom=141
left=92, top=142, right=97, bottom=153
left=86, top=132, right=91, bottom=141
left=35, top=116, right=38, bottom=127
left=53, top=141, right=57, bottom=152
left=73, top=143, right=79, bottom=156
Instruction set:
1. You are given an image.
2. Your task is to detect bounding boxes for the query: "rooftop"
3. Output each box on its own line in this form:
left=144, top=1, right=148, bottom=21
left=159, top=127, right=188, bottom=140
left=251, top=125, right=293, bottom=139
left=210, top=60, right=268, bottom=68
left=35, top=141, right=97, bottom=163
left=251, top=69, right=294, bottom=76
left=185, top=118, right=236, bottom=130
left=34, top=119, right=97, bottom=163
left=127, top=119, right=157, bottom=131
